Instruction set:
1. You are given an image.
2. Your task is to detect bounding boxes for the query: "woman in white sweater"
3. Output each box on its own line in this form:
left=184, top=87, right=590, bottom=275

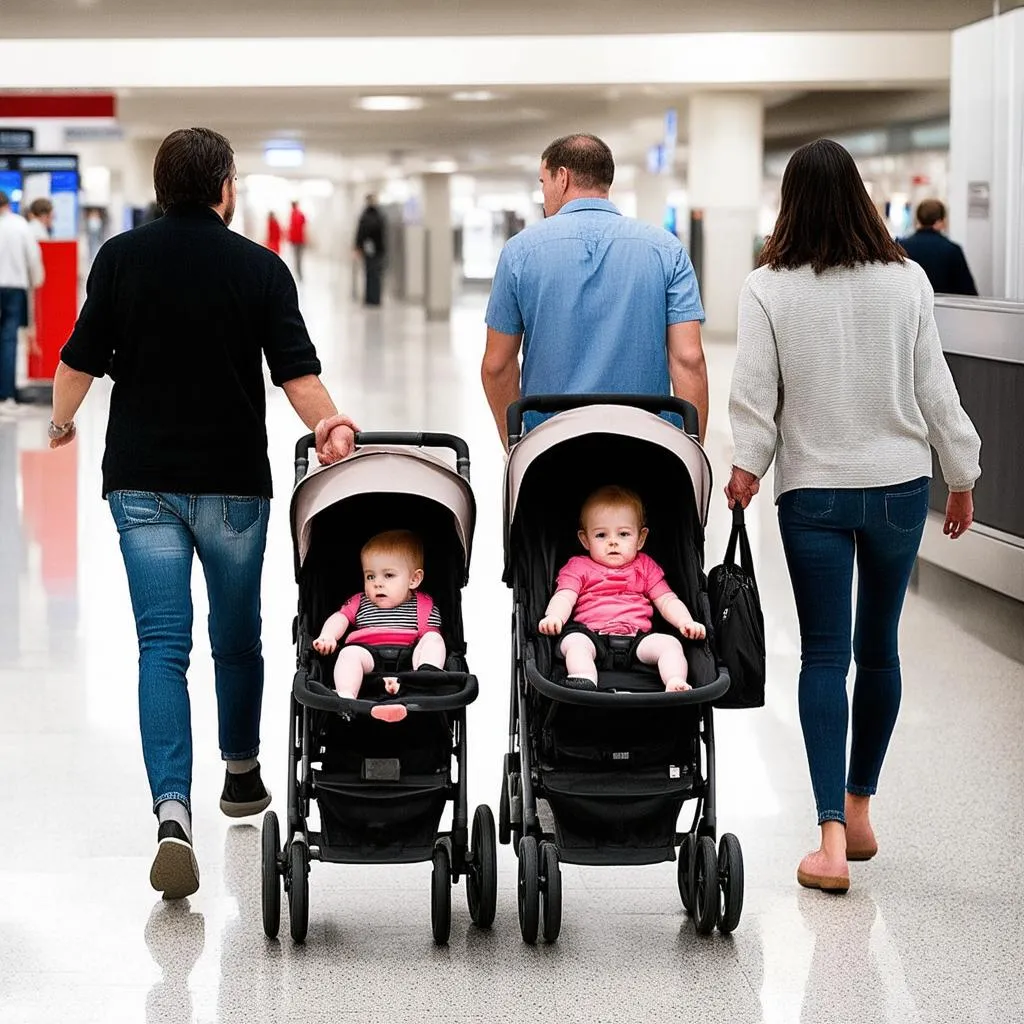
left=726, top=139, right=981, bottom=895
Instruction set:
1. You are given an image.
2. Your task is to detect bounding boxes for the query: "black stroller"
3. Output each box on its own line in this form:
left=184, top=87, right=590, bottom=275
left=500, top=395, right=744, bottom=943
left=261, top=431, right=497, bottom=945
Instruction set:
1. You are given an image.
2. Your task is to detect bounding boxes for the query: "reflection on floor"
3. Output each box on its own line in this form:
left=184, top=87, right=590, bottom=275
left=1, top=258, right=1022, bottom=1024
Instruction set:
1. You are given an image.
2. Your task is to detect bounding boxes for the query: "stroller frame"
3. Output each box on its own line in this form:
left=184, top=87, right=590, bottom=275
left=498, top=395, right=744, bottom=944
left=260, top=431, right=497, bottom=946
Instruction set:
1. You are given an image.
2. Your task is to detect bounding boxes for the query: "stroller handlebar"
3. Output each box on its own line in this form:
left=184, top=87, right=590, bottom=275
left=293, top=431, right=471, bottom=487
left=506, top=393, right=700, bottom=446
left=293, top=668, right=479, bottom=716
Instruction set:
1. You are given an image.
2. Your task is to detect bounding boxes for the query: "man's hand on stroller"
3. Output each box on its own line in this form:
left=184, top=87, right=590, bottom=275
left=539, top=616, right=564, bottom=636
left=315, top=413, right=359, bottom=465
left=313, top=635, right=338, bottom=655
left=680, top=620, right=707, bottom=641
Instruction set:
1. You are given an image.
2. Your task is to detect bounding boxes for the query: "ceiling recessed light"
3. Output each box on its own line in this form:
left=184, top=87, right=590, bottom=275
left=428, top=160, right=458, bottom=174
left=452, top=90, right=497, bottom=102
left=356, top=95, right=424, bottom=112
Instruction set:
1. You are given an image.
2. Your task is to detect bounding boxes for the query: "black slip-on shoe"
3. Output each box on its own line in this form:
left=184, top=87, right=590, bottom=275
left=219, top=765, right=272, bottom=818
left=151, top=821, right=200, bottom=900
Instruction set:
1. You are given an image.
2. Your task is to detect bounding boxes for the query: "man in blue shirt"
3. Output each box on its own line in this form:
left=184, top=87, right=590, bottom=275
left=899, top=199, right=978, bottom=296
left=482, top=133, right=708, bottom=447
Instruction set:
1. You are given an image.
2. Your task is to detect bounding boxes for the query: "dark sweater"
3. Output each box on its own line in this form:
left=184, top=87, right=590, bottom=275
left=899, top=228, right=978, bottom=296
left=61, top=205, right=321, bottom=498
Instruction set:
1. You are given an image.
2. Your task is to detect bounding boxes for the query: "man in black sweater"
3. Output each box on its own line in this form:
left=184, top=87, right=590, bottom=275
left=49, top=127, right=357, bottom=900
left=354, top=194, right=387, bottom=306
left=900, top=199, right=978, bottom=296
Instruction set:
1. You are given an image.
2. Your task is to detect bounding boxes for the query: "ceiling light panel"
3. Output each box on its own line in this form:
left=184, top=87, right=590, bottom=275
left=356, top=95, right=424, bottom=112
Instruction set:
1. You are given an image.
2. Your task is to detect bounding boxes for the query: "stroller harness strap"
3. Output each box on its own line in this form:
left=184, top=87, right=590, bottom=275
left=345, top=591, right=438, bottom=647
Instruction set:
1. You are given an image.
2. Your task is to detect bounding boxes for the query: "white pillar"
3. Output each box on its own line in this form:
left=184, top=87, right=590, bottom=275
left=687, top=93, right=764, bottom=336
left=949, top=8, right=1024, bottom=299
left=422, top=173, right=452, bottom=321
left=122, top=138, right=160, bottom=208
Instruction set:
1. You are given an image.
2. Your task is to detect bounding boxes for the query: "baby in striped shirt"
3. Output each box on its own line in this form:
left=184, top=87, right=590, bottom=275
left=313, top=529, right=446, bottom=722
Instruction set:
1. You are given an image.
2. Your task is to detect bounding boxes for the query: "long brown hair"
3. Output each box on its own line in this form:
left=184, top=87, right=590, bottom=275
left=759, top=139, right=905, bottom=274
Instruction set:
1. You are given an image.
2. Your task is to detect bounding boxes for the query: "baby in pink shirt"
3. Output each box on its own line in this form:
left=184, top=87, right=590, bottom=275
left=313, top=530, right=446, bottom=722
left=540, top=486, right=706, bottom=691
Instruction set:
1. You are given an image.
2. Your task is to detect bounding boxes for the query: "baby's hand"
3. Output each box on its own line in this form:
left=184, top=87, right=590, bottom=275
left=680, top=621, right=706, bottom=641
left=313, top=636, right=337, bottom=655
left=384, top=677, right=401, bottom=695
left=539, top=616, right=564, bottom=636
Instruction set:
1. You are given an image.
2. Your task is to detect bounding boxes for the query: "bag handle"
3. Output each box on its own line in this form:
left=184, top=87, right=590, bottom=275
left=724, top=505, right=757, bottom=581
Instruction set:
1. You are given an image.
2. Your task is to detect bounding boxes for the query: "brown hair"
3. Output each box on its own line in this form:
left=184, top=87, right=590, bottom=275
left=916, top=198, right=946, bottom=228
left=580, top=486, right=646, bottom=530
left=759, top=139, right=905, bottom=274
left=153, top=127, right=235, bottom=211
left=29, top=198, right=54, bottom=218
left=361, top=529, right=424, bottom=568
left=541, top=134, right=615, bottom=191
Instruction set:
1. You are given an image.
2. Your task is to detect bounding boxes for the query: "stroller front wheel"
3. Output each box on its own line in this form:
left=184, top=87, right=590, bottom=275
left=540, top=841, right=562, bottom=944
left=692, top=836, right=719, bottom=935
left=677, top=833, right=695, bottom=915
left=261, top=811, right=281, bottom=938
left=467, top=805, right=497, bottom=928
left=517, top=835, right=540, bottom=944
left=431, top=843, right=452, bottom=945
left=717, top=833, right=744, bottom=934
left=288, top=840, right=310, bottom=944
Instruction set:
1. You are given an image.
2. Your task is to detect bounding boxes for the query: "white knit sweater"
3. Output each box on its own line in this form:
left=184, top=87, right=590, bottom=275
left=729, top=260, right=982, bottom=499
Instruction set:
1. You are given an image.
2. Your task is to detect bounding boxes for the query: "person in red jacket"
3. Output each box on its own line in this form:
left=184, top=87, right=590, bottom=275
left=265, top=211, right=282, bottom=254
left=288, top=200, right=307, bottom=280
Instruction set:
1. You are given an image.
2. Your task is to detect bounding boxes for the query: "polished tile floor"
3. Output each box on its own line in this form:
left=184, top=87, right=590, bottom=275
left=1, top=258, right=1022, bottom=1024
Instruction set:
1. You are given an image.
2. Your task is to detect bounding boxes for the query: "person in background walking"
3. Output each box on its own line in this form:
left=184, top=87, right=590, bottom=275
left=899, top=199, right=978, bottom=296
left=354, top=194, right=387, bottom=307
left=27, top=198, right=55, bottom=241
left=481, top=133, right=707, bottom=448
left=265, top=211, right=282, bottom=254
left=49, top=127, right=358, bottom=901
left=726, top=139, right=981, bottom=895
left=0, top=190, right=44, bottom=415
left=288, top=200, right=307, bottom=280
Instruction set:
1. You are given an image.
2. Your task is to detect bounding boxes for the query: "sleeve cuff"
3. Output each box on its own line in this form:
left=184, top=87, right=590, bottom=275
left=485, top=318, right=524, bottom=337
left=59, top=345, right=108, bottom=379
left=667, top=308, right=706, bottom=326
left=271, top=358, right=323, bottom=387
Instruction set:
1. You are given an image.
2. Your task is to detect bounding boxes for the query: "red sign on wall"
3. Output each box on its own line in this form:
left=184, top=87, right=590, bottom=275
left=0, top=94, right=116, bottom=118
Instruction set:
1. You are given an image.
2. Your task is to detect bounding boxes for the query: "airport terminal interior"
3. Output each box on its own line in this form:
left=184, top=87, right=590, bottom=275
left=1, top=2, right=1023, bottom=1022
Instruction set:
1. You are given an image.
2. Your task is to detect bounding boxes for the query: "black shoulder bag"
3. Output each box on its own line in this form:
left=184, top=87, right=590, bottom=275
left=707, top=506, right=766, bottom=709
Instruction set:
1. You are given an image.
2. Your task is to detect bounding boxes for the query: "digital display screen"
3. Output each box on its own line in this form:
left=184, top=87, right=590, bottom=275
left=0, top=170, right=23, bottom=211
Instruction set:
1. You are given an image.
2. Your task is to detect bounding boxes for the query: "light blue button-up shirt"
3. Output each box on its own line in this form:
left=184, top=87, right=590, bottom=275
left=485, top=198, right=704, bottom=425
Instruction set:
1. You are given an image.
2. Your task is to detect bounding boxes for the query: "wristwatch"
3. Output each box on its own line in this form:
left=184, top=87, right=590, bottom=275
left=48, top=420, right=74, bottom=440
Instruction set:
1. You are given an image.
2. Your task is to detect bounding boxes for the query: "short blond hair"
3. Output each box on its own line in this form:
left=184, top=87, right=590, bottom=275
left=361, top=529, right=424, bottom=568
left=580, top=485, right=645, bottom=530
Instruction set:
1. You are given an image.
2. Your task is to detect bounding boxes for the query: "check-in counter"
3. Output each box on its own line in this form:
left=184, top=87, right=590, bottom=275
left=919, top=297, right=1024, bottom=602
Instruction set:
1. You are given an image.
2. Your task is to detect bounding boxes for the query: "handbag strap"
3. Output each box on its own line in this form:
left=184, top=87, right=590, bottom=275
left=724, top=505, right=757, bottom=582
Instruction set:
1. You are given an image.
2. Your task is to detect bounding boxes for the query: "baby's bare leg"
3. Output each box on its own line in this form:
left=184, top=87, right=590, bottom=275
left=636, top=633, right=691, bottom=692
left=333, top=645, right=375, bottom=698
left=560, top=633, right=599, bottom=688
left=412, top=632, right=447, bottom=671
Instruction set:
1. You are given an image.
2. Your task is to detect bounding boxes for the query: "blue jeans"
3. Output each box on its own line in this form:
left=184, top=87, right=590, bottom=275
left=777, top=478, right=930, bottom=825
left=0, top=287, right=28, bottom=401
left=108, top=492, right=270, bottom=813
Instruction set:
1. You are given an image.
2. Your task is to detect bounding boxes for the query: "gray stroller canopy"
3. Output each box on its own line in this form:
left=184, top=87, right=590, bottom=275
left=291, top=445, right=476, bottom=577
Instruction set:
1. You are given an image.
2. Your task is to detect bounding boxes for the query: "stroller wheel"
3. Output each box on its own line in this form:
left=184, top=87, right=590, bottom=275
left=288, top=840, right=310, bottom=944
left=467, top=805, right=498, bottom=928
left=717, top=833, right=744, bottom=935
left=692, top=836, right=719, bottom=936
left=677, top=833, right=695, bottom=915
left=261, top=811, right=281, bottom=939
left=540, top=842, right=562, bottom=944
left=517, top=835, right=540, bottom=944
left=431, top=844, right=452, bottom=945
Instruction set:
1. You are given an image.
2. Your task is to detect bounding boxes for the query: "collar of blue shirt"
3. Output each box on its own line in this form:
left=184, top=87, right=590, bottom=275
left=557, top=198, right=621, bottom=216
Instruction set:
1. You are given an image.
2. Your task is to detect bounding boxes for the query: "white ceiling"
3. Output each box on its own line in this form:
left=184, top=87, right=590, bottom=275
left=111, top=85, right=952, bottom=172
left=3, top=0, right=1021, bottom=36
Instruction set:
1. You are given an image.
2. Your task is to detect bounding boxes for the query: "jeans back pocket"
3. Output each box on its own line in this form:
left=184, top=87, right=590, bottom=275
left=791, top=488, right=836, bottom=519
left=114, top=490, right=163, bottom=525
left=222, top=496, right=266, bottom=535
left=884, top=484, right=930, bottom=534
